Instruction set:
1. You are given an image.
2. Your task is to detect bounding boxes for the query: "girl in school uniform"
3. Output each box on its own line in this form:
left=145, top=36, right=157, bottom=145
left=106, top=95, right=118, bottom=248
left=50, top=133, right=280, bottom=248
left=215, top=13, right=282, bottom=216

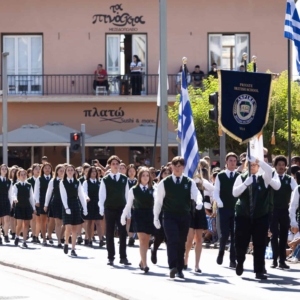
left=121, top=167, right=155, bottom=273
left=59, top=164, right=87, bottom=257
left=13, top=169, right=36, bottom=248
left=34, top=162, right=53, bottom=246
left=27, top=163, right=41, bottom=243
left=184, top=167, right=215, bottom=273
left=44, top=164, right=65, bottom=248
left=82, top=166, right=105, bottom=247
left=126, top=164, right=137, bottom=246
left=9, top=166, right=19, bottom=240
left=0, top=164, right=13, bottom=244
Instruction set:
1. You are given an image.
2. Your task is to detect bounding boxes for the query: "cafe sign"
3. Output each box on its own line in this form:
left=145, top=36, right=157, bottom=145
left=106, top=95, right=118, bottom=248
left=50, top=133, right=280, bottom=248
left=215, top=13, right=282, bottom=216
left=92, top=4, right=146, bottom=32
left=83, top=107, right=155, bottom=124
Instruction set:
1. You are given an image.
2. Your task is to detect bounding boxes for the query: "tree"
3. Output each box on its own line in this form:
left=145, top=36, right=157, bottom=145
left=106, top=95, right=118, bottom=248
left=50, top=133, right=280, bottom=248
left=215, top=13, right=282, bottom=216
left=168, top=71, right=300, bottom=156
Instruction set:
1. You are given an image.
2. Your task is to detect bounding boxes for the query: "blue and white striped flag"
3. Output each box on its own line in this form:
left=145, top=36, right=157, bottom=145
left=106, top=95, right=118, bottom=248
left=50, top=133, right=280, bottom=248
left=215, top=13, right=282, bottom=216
left=284, top=0, right=300, bottom=74
left=177, top=69, right=200, bottom=178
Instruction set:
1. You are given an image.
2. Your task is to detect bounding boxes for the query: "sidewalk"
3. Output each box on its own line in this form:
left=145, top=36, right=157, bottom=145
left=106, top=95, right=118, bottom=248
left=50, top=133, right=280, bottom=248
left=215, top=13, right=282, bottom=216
left=0, top=239, right=300, bottom=300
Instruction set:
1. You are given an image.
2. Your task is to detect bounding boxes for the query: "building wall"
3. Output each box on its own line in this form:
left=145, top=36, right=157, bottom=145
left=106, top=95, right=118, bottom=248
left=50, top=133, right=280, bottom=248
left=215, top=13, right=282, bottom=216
left=0, top=0, right=287, bottom=74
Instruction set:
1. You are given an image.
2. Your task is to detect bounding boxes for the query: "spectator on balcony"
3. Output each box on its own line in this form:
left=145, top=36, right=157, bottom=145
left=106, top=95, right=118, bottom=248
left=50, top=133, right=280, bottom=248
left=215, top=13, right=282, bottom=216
left=208, top=63, right=218, bottom=79
left=191, top=65, right=205, bottom=89
left=130, top=55, right=142, bottom=95
left=176, top=66, right=191, bottom=94
left=239, top=65, right=245, bottom=72
left=93, top=64, right=109, bottom=93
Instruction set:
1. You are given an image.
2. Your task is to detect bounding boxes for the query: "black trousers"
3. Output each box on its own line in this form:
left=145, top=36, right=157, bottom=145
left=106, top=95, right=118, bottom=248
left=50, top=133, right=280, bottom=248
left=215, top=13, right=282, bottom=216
left=270, top=209, right=290, bottom=264
left=163, top=212, right=190, bottom=272
left=218, top=207, right=236, bottom=262
left=105, top=208, right=127, bottom=261
left=131, top=72, right=141, bottom=95
left=93, top=80, right=109, bottom=91
left=235, top=214, right=269, bottom=273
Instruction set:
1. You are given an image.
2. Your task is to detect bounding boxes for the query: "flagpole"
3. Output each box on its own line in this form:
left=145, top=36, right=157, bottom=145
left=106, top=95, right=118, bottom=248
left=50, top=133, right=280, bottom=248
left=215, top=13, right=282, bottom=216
left=152, top=106, right=159, bottom=166
left=288, top=39, right=292, bottom=173
left=243, top=52, right=254, bottom=220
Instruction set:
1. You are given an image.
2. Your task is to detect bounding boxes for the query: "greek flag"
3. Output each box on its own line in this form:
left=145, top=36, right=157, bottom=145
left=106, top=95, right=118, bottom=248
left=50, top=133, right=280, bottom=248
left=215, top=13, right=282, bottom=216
left=284, top=0, right=300, bottom=74
left=177, top=69, right=200, bottom=178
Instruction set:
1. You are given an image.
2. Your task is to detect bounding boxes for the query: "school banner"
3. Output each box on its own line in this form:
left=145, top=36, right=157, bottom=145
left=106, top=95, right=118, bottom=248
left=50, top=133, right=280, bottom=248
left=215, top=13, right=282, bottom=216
left=218, top=70, right=272, bottom=143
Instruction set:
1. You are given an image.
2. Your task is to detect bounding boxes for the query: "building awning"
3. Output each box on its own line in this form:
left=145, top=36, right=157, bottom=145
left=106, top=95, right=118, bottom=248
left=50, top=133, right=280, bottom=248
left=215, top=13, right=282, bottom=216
left=125, top=124, right=178, bottom=144
left=41, top=122, right=92, bottom=139
left=85, top=130, right=177, bottom=146
left=0, top=124, right=69, bottom=146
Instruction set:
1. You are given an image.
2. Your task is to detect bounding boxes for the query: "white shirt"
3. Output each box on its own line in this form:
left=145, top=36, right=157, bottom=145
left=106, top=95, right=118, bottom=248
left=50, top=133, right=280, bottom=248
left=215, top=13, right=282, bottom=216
left=34, top=175, right=51, bottom=204
left=83, top=178, right=100, bottom=200
left=45, top=178, right=61, bottom=207
left=13, top=181, right=35, bottom=211
left=275, top=173, right=297, bottom=191
left=130, top=61, right=142, bottom=72
left=289, top=185, right=300, bottom=228
left=59, top=178, right=87, bottom=214
left=0, top=176, right=13, bottom=206
left=233, top=160, right=277, bottom=198
left=98, top=173, right=129, bottom=214
left=153, top=174, right=203, bottom=219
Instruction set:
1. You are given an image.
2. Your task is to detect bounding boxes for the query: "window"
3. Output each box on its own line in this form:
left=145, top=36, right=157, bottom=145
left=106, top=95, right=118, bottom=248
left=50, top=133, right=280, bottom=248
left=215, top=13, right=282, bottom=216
left=3, top=35, right=43, bottom=94
left=208, top=34, right=249, bottom=71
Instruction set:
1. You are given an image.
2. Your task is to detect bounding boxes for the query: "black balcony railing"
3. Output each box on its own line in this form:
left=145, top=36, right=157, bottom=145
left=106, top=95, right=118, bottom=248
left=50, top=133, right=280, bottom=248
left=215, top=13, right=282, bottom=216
left=0, top=73, right=210, bottom=96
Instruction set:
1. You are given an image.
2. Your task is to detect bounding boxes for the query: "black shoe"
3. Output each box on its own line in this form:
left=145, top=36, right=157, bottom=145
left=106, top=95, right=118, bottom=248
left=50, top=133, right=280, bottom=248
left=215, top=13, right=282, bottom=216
left=229, top=261, right=237, bottom=268
left=77, top=236, right=83, bottom=245
left=31, top=236, right=36, bottom=243
left=71, top=250, right=77, bottom=257
left=195, top=268, right=202, bottom=273
left=61, top=238, right=65, bottom=244
left=279, top=262, right=290, bottom=270
left=102, top=236, right=106, bottom=241
left=183, top=264, right=188, bottom=270
left=0, top=237, right=2, bottom=245
left=151, top=249, right=157, bottom=264
left=128, top=237, right=135, bottom=247
left=176, top=271, right=185, bottom=279
left=107, top=259, right=114, bottom=266
left=270, top=261, right=278, bottom=268
left=120, top=258, right=131, bottom=265
left=99, top=240, right=106, bottom=248
left=170, top=267, right=178, bottom=278
left=139, top=262, right=143, bottom=270
left=217, top=251, right=224, bottom=265
left=4, top=236, right=10, bottom=243
left=236, top=263, right=244, bottom=276
left=49, top=240, right=54, bottom=245
left=144, top=266, right=149, bottom=273
left=263, top=267, right=267, bottom=274
left=22, top=242, right=28, bottom=248
left=255, top=272, right=267, bottom=280
left=14, top=237, right=19, bottom=246
left=84, top=239, right=89, bottom=246
left=11, top=233, right=16, bottom=240
left=63, top=244, right=68, bottom=254
left=89, top=241, right=93, bottom=247
left=57, top=244, right=63, bottom=249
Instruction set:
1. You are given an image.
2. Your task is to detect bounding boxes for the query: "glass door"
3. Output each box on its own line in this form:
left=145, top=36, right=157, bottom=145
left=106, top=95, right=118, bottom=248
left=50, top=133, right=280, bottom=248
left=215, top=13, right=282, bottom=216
left=132, top=34, right=147, bottom=95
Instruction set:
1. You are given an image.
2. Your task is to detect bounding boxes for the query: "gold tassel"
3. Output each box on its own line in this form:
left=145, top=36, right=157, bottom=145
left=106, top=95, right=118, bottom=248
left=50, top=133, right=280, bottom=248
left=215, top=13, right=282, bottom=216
left=271, top=132, right=276, bottom=145
left=218, top=126, right=223, bottom=136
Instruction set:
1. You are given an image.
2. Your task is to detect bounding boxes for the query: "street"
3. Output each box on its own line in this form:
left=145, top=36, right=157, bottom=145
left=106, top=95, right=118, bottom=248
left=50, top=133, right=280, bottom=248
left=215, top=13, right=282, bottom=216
left=0, top=265, right=114, bottom=300
left=0, top=238, right=299, bottom=300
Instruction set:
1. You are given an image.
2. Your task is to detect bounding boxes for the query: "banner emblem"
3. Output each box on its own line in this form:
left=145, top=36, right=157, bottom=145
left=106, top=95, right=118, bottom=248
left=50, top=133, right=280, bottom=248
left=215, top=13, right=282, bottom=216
left=233, top=94, right=257, bottom=125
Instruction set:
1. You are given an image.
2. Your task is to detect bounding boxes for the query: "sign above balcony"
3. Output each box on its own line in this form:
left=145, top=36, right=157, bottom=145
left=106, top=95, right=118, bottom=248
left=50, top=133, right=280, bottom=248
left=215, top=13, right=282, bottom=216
left=92, top=4, right=146, bottom=32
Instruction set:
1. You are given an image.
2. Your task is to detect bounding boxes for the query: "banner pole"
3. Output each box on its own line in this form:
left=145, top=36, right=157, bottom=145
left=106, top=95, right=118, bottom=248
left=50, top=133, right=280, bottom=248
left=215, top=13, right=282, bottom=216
left=287, top=39, right=292, bottom=174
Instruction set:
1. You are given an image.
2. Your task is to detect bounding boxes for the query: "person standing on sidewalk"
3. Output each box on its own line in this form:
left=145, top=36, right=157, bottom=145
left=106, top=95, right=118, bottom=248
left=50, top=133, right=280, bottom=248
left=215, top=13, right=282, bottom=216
left=270, top=155, right=297, bottom=270
left=13, top=169, right=36, bottom=248
left=121, top=167, right=155, bottom=273
left=44, top=164, right=65, bottom=249
left=99, top=155, right=131, bottom=266
left=59, top=165, right=87, bottom=257
left=154, top=156, right=203, bottom=279
left=0, top=164, right=13, bottom=245
left=213, top=152, right=239, bottom=268
left=233, top=156, right=280, bottom=280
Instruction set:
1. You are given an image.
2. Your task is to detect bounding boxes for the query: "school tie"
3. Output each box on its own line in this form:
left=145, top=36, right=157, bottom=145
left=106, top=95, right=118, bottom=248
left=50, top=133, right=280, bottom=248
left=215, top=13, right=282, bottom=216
left=46, top=176, right=50, bottom=181
left=252, top=175, right=257, bottom=188
left=113, top=175, right=117, bottom=182
left=143, top=186, right=147, bottom=192
left=279, top=175, right=283, bottom=181
left=94, top=180, right=97, bottom=184
left=69, top=179, right=72, bottom=184
left=176, top=177, right=180, bottom=184
left=230, top=172, right=234, bottom=179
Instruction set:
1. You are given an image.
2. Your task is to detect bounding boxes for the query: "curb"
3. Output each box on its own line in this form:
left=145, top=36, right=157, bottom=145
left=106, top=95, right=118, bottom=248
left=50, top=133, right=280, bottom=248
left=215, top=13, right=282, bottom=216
left=0, top=260, right=130, bottom=300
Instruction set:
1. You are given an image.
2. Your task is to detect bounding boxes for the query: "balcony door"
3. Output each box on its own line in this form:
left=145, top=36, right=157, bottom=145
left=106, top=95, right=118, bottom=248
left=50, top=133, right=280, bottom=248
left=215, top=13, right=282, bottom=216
left=3, top=35, right=43, bottom=94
